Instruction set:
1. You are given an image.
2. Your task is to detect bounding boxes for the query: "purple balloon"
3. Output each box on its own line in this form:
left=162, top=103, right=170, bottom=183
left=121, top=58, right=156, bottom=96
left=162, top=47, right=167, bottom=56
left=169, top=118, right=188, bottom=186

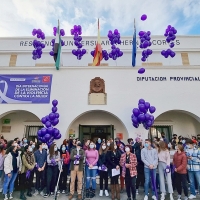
left=141, top=14, right=147, bottom=21
left=37, top=130, right=42, bottom=137
left=139, top=104, right=146, bottom=113
left=145, top=113, right=151, bottom=120
left=138, top=114, right=145, bottom=122
left=133, top=108, right=140, bottom=117
left=170, top=51, right=176, bottom=58
left=52, top=107, right=58, bottom=113
left=170, top=42, right=175, bottom=48
left=47, top=127, right=54, bottom=134
left=55, top=113, right=60, bottom=118
left=52, top=118, right=59, bottom=126
left=132, top=116, right=138, bottom=124
left=144, top=102, right=150, bottom=109
left=55, top=133, right=61, bottom=140
left=49, top=113, right=55, bottom=120
left=133, top=123, right=139, bottom=128
left=139, top=99, right=145, bottom=104
left=53, top=128, right=59, bottom=137
left=41, top=128, right=47, bottom=136
left=45, top=121, right=51, bottom=128
left=82, top=49, right=86, bottom=54
left=52, top=99, right=58, bottom=107
left=147, top=120, right=153, bottom=127
left=138, top=68, right=145, bottom=74
left=71, top=29, right=74, bottom=35
left=41, top=117, right=47, bottom=124
left=45, top=134, right=51, bottom=141
left=139, top=31, right=145, bottom=37
left=149, top=115, right=154, bottom=121
left=161, top=50, right=166, bottom=56
left=149, top=106, right=156, bottom=114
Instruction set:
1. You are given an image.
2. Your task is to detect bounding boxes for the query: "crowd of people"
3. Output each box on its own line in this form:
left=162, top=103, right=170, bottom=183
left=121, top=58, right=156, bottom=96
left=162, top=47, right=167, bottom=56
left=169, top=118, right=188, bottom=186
left=0, top=133, right=200, bottom=200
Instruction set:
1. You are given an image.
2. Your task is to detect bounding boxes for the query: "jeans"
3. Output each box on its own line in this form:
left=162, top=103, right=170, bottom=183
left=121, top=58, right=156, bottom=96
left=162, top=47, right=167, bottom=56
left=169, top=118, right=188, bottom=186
left=158, top=162, right=173, bottom=194
left=99, top=170, right=108, bottom=190
left=35, top=169, right=45, bottom=191
left=144, top=168, right=156, bottom=196
left=85, top=166, right=97, bottom=189
left=188, top=171, right=200, bottom=196
left=175, top=172, right=188, bottom=197
left=0, top=170, right=4, bottom=190
left=3, top=171, right=18, bottom=194
left=46, top=166, right=59, bottom=194
left=125, top=175, right=136, bottom=199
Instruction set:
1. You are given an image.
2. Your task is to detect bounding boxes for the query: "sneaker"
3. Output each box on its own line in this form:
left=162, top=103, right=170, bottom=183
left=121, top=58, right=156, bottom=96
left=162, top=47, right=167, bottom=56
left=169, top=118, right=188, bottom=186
left=170, top=194, right=174, bottom=200
left=77, top=194, right=82, bottom=200
left=136, top=189, right=139, bottom=195
left=0, top=188, right=3, bottom=193
left=177, top=195, right=181, bottom=200
left=62, top=190, right=65, bottom=194
left=40, top=191, right=44, bottom=197
left=57, top=190, right=60, bottom=194
left=184, top=197, right=188, bottom=200
left=68, top=193, right=73, bottom=200
left=105, top=190, right=109, bottom=197
left=152, top=195, right=157, bottom=200
left=144, top=195, right=148, bottom=200
left=43, top=193, right=49, bottom=198
left=9, top=193, right=13, bottom=200
left=50, top=192, right=54, bottom=196
left=33, top=190, right=39, bottom=196
left=188, top=194, right=196, bottom=199
left=4, top=194, right=8, bottom=200
left=161, top=193, right=165, bottom=200
left=99, top=190, right=103, bottom=196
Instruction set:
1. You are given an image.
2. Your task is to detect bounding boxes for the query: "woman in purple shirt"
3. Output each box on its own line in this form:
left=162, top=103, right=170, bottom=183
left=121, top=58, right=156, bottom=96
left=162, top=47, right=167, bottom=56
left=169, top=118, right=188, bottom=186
left=85, top=141, right=99, bottom=198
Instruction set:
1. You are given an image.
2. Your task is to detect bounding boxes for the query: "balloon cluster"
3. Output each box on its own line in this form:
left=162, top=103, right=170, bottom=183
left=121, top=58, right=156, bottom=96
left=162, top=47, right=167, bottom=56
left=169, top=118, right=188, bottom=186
left=49, top=27, right=65, bottom=57
left=131, top=99, right=156, bottom=130
left=90, top=49, right=109, bottom=61
left=71, top=25, right=86, bottom=60
left=32, top=29, right=46, bottom=60
left=139, top=31, right=153, bottom=62
left=161, top=25, right=177, bottom=58
left=37, top=100, right=61, bottom=147
left=107, top=29, right=123, bottom=60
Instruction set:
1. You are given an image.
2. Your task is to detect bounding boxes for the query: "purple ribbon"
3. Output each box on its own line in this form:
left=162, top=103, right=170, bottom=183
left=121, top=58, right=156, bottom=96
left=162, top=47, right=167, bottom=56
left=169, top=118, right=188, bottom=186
left=26, top=169, right=33, bottom=179
left=170, top=164, right=175, bottom=174
left=101, top=164, right=107, bottom=171
left=51, top=159, right=56, bottom=166
left=150, top=169, right=158, bottom=200
left=35, top=163, right=39, bottom=169
left=75, top=155, right=80, bottom=164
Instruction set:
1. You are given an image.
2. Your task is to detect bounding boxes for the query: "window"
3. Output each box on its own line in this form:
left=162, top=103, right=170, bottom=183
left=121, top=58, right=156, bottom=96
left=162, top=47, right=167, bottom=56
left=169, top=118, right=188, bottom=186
left=148, top=126, right=172, bottom=143
left=24, top=125, right=43, bottom=142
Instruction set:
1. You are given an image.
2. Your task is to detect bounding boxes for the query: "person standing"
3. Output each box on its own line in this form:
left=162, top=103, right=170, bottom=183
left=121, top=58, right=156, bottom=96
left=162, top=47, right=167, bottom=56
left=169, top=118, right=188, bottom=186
left=68, top=141, right=85, bottom=200
left=158, top=141, right=174, bottom=200
left=141, top=139, right=158, bottom=200
left=33, top=142, right=47, bottom=196
left=118, top=143, right=125, bottom=193
left=96, top=138, right=102, bottom=151
left=20, top=145, right=35, bottom=198
left=185, top=139, right=200, bottom=199
left=85, top=141, right=99, bottom=198
left=98, top=143, right=109, bottom=197
left=120, top=144, right=137, bottom=200
left=0, top=145, right=5, bottom=193
left=44, top=143, right=61, bottom=198
left=173, top=144, right=188, bottom=200
left=58, top=144, right=70, bottom=194
left=3, top=145, right=22, bottom=200
left=106, top=142, right=121, bottom=200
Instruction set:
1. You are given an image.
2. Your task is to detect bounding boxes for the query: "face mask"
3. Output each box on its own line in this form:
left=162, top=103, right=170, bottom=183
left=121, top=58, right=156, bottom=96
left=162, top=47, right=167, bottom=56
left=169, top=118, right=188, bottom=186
left=90, top=144, right=94, bottom=149
left=24, top=139, right=27, bottom=143
left=175, top=146, right=178, bottom=150
left=42, top=145, right=45, bottom=149
left=168, top=143, right=171, bottom=148
left=125, top=147, right=130, bottom=152
left=32, top=145, right=35, bottom=149
left=54, top=147, right=57, bottom=151
left=13, top=143, right=18, bottom=147
left=145, top=143, right=149, bottom=148
left=77, top=146, right=80, bottom=150
left=98, top=139, right=101, bottom=143
left=29, top=147, right=33, bottom=152
left=62, top=147, right=66, bottom=151
left=107, top=143, right=110, bottom=146
left=102, top=146, right=106, bottom=150
left=114, top=146, right=117, bottom=150
left=182, top=140, right=185, bottom=144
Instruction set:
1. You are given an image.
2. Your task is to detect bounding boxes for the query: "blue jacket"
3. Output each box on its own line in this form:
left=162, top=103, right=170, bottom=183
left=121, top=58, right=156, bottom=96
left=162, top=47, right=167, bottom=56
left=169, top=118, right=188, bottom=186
left=34, top=149, right=47, bottom=168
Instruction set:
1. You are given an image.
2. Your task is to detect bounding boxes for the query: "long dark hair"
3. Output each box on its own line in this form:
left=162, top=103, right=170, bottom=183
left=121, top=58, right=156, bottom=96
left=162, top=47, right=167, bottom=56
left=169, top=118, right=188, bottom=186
left=99, top=143, right=108, bottom=155
left=49, top=143, right=58, bottom=158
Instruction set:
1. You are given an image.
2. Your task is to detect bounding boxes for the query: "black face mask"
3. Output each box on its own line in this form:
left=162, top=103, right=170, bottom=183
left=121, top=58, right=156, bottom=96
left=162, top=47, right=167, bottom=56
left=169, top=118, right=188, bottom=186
left=162, top=136, right=165, bottom=138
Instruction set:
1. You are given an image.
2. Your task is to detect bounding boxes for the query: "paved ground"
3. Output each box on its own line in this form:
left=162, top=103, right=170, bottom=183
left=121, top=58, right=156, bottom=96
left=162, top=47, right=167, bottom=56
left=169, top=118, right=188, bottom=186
left=3, top=187, right=200, bottom=200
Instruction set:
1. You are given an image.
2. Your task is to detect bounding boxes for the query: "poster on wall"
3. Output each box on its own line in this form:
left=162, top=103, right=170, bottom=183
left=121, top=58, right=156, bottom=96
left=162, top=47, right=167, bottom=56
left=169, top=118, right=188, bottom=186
left=116, top=133, right=123, bottom=140
left=0, top=74, right=52, bottom=104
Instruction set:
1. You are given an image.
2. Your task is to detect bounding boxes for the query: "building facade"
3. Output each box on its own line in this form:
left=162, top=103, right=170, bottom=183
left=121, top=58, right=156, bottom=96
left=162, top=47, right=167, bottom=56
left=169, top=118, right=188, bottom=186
left=0, top=35, right=200, bottom=144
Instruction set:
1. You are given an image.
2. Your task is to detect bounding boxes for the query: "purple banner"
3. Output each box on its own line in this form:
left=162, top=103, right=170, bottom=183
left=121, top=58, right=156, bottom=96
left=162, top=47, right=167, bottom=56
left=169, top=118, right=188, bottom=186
left=0, top=74, right=52, bottom=104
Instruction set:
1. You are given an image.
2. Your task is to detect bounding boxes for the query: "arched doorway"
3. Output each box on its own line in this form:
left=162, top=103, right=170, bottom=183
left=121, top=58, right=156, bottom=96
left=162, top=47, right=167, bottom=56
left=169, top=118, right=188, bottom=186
left=0, top=110, right=42, bottom=141
left=67, top=110, right=128, bottom=143
left=149, top=110, right=200, bottom=141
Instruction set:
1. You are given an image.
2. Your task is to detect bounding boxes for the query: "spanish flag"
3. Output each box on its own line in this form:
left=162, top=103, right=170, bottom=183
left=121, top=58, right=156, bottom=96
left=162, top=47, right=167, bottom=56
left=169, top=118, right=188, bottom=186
left=92, top=19, right=103, bottom=66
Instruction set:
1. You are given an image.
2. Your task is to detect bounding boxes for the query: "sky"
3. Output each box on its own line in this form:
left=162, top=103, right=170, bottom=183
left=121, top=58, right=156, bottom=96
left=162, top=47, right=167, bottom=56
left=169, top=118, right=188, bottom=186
left=0, top=0, right=200, bottom=37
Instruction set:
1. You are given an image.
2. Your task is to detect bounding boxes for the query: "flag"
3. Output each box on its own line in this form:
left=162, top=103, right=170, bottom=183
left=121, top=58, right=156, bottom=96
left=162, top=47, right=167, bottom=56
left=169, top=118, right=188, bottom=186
left=92, top=19, right=103, bottom=66
left=54, top=20, right=61, bottom=70
left=132, top=19, right=137, bottom=67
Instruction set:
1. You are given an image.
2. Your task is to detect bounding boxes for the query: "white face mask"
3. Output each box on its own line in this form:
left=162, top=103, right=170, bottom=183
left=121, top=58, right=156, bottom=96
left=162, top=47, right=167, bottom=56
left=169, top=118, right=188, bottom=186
left=102, top=146, right=106, bottom=150
left=125, top=147, right=130, bottom=152
left=114, top=146, right=117, bottom=150
left=107, top=143, right=110, bottom=146
left=168, top=143, right=171, bottom=148
left=13, top=143, right=18, bottom=147
left=175, top=146, right=178, bottom=150
left=90, top=144, right=94, bottom=149
left=54, top=147, right=57, bottom=151
left=29, top=147, right=33, bottom=152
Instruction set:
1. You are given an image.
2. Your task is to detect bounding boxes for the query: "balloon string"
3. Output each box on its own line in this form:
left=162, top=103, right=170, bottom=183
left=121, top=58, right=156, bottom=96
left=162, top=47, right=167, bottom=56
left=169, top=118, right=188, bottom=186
left=115, top=60, right=118, bottom=66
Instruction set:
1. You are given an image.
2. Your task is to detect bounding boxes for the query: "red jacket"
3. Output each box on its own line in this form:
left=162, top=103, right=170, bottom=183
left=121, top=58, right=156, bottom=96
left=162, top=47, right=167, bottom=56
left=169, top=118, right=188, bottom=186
left=173, top=151, right=187, bottom=174
left=120, top=153, right=137, bottom=177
